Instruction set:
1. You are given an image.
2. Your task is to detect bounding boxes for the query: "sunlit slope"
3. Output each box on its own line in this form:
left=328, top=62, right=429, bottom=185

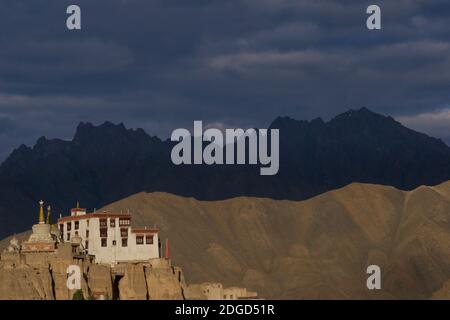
left=97, top=181, right=450, bottom=299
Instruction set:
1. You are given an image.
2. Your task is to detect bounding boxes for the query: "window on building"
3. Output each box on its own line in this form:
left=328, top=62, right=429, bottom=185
left=86, top=230, right=89, bottom=237
left=119, top=218, right=130, bottom=226
left=100, top=219, right=107, bottom=227
left=87, top=219, right=90, bottom=227
left=146, top=235, right=154, bottom=244
left=75, top=231, right=79, bottom=236
left=85, top=241, right=89, bottom=249
left=136, top=236, right=144, bottom=245
left=120, top=228, right=128, bottom=237
left=67, top=233, right=71, bottom=241
left=122, top=238, right=128, bottom=247
left=100, top=228, right=108, bottom=238
left=74, top=221, right=79, bottom=230
left=110, top=219, right=116, bottom=227
left=101, top=238, right=107, bottom=247
left=67, top=222, right=72, bottom=231
left=112, top=240, right=116, bottom=246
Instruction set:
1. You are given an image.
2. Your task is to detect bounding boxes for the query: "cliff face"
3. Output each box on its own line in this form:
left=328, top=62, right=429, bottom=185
left=0, top=250, right=254, bottom=300
left=0, top=249, right=186, bottom=300
left=0, top=262, right=54, bottom=300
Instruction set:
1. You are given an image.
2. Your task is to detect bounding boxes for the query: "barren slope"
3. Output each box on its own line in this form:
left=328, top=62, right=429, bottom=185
left=2, top=182, right=449, bottom=299
left=97, top=181, right=450, bottom=299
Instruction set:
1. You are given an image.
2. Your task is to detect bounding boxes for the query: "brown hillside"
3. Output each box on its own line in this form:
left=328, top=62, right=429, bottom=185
left=97, top=182, right=450, bottom=299
left=2, top=182, right=449, bottom=299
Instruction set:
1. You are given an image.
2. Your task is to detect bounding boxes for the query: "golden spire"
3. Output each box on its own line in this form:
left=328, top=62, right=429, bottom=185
left=76, top=201, right=80, bottom=208
left=38, top=200, right=45, bottom=224
left=46, top=205, right=52, bottom=224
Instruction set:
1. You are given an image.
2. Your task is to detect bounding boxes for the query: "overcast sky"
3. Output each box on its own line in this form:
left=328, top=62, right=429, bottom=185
left=0, top=0, right=449, bottom=160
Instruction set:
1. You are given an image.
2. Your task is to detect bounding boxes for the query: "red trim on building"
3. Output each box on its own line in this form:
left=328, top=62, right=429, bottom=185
left=58, top=212, right=131, bottom=222
left=131, top=228, right=159, bottom=234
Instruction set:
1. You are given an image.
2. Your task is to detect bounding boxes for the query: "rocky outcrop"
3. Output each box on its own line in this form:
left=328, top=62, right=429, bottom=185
left=87, top=264, right=113, bottom=299
left=0, top=235, right=255, bottom=300
left=50, top=259, right=73, bottom=300
left=145, top=260, right=185, bottom=300
left=0, top=250, right=214, bottom=300
left=0, top=263, right=53, bottom=300
left=118, top=264, right=148, bottom=300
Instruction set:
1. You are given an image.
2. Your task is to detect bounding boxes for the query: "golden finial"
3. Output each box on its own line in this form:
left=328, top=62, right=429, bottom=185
left=46, top=205, right=52, bottom=224
left=76, top=201, right=80, bottom=208
left=38, top=200, right=45, bottom=224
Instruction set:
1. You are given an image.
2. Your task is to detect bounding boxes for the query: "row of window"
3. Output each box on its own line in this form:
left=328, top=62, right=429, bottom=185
left=64, top=233, right=153, bottom=247
left=66, top=231, right=80, bottom=241
left=100, top=218, right=130, bottom=227
left=99, top=235, right=153, bottom=247
left=137, top=235, right=154, bottom=245
left=66, top=221, right=81, bottom=231
left=102, top=238, right=126, bottom=247
left=99, top=227, right=129, bottom=238
left=63, top=218, right=131, bottom=231
left=64, top=227, right=129, bottom=240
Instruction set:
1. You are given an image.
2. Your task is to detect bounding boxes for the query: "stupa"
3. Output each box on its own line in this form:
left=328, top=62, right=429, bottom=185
left=21, top=201, right=56, bottom=253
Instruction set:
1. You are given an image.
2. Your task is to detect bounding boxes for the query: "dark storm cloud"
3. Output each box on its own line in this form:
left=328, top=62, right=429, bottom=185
left=0, top=116, right=15, bottom=135
left=0, top=0, right=450, bottom=159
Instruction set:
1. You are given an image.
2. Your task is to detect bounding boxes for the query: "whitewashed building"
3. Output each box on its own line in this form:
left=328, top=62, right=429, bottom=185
left=57, top=204, right=160, bottom=264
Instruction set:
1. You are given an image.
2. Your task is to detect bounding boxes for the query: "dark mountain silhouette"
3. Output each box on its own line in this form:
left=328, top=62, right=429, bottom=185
left=0, top=108, right=450, bottom=238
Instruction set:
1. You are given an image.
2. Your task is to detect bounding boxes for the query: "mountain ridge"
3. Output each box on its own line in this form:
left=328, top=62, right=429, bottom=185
left=0, top=107, right=450, bottom=238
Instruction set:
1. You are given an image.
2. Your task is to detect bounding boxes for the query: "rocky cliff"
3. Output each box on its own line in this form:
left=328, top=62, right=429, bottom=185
left=0, top=246, right=186, bottom=300
left=0, top=243, right=255, bottom=300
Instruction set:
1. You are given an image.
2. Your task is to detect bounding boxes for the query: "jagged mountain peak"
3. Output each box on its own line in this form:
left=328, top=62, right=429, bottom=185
left=0, top=109, right=450, bottom=238
left=330, top=107, right=396, bottom=125
left=73, top=121, right=145, bottom=144
left=270, top=108, right=394, bottom=130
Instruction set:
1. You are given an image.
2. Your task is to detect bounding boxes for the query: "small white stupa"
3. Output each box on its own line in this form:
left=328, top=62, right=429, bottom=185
left=21, top=200, right=56, bottom=253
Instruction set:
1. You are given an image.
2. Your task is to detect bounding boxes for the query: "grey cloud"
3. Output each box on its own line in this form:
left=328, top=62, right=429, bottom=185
left=397, top=108, right=450, bottom=144
left=0, top=0, right=449, bottom=160
left=0, top=117, right=15, bottom=136
left=0, top=38, right=134, bottom=95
